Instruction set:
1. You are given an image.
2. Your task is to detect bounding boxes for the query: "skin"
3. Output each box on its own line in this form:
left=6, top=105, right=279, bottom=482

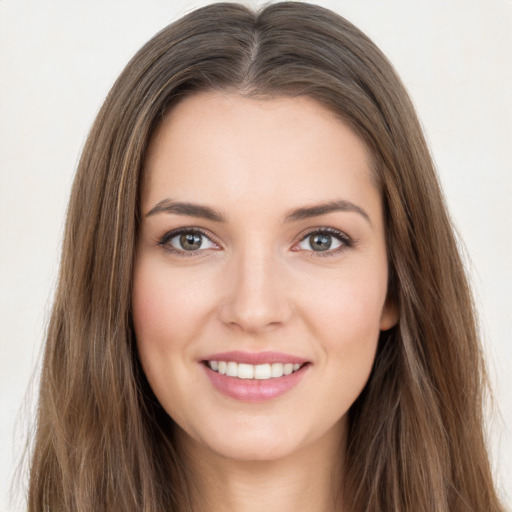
left=132, top=92, right=398, bottom=512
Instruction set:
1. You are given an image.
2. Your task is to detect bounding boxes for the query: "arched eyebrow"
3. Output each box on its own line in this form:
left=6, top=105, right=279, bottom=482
left=145, top=199, right=226, bottom=222
left=145, top=198, right=371, bottom=225
left=284, top=200, right=371, bottom=225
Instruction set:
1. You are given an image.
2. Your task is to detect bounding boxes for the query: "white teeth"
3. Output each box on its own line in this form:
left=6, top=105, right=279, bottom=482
left=207, top=360, right=304, bottom=379
left=271, top=363, right=284, bottom=378
left=254, top=364, right=271, bottom=380
left=237, top=363, right=254, bottom=379
left=226, top=361, right=238, bottom=377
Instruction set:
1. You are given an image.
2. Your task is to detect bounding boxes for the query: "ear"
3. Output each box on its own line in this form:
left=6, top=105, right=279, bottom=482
left=379, top=296, right=399, bottom=331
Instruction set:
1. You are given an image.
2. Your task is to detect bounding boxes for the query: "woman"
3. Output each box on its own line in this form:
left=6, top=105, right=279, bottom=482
left=27, top=2, right=504, bottom=511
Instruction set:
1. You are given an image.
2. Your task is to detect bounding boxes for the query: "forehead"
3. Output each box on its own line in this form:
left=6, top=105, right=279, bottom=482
left=141, top=92, right=380, bottom=222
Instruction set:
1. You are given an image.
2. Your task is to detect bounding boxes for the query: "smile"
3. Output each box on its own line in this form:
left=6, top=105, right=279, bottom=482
left=201, top=351, right=310, bottom=402
left=206, top=361, right=303, bottom=380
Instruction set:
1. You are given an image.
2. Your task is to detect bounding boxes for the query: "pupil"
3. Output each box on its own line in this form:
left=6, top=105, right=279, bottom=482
left=180, top=233, right=202, bottom=251
left=310, top=233, right=331, bottom=251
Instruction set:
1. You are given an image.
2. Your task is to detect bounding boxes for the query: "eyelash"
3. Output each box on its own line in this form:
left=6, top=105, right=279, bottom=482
left=294, top=227, right=353, bottom=258
left=156, top=226, right=353, bottom=257
left=157, top=227, right=219, bottom=257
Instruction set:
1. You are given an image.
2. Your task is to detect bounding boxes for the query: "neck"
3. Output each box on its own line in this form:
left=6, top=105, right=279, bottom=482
left=176, top=420, right=346, bottom=512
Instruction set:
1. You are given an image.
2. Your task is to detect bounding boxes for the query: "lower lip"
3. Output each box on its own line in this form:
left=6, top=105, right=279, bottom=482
left=202, top=364, right=309, bottom=402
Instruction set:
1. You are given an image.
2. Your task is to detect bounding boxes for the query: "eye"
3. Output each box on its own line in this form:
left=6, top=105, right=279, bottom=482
left=295, top=228, right=351, bottom=253
left=158, top=228, right=218, bottom=254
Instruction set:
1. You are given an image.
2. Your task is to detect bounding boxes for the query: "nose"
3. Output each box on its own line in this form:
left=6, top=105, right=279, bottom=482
left=218, top=246, right=293, bottom=333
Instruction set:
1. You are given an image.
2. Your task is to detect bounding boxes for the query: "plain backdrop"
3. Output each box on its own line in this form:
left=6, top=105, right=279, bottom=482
left=1, top=0, right=511, bottom=510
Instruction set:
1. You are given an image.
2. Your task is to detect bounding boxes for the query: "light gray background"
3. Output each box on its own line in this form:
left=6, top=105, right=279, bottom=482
left=1, top=0, right=511, bottom=510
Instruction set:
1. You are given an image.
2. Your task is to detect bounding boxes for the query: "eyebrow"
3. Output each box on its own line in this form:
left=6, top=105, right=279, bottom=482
left=145, top=199, right=226, bottom=222
left=145, top=198, right=371, bottom=225
left=284, top=200, right=371, bottom=224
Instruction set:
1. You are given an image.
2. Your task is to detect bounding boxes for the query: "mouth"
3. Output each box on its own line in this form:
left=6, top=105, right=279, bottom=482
left=204, top=360, right=306, bottom=380
left=200, top=352, right=310, bottom=402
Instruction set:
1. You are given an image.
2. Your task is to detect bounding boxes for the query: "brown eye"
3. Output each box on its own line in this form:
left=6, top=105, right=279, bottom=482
left=179, top=232, right=203, bottom=251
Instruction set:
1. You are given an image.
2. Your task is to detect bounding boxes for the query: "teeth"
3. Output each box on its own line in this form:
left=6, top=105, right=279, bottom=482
left=238, top=363, right=254, bottom=379
left=271, top=363, right=283, bottom=378
left=254, top=364, right=271, bottom=380
left=226, top=361, right=238, bottom=377
left=207, top=360, right=304, bottom=380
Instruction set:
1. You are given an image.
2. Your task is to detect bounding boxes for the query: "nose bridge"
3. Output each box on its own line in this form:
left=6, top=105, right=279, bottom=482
left=219, top=238, right=291, bottom=332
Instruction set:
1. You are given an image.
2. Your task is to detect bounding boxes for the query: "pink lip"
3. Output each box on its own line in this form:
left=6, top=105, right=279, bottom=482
left=200, top=352, right=310, bottom=402
left=202, top=364, right=309, bottom=402
left=202, top=351, right=307, bottom=365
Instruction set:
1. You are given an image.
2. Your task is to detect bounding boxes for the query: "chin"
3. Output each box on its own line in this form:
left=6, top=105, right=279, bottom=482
left=212, top=438, right=298, bottom=463
left=183, top=421, right=305, bottom=463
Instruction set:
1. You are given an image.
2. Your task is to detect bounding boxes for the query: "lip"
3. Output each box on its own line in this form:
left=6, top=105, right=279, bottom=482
left=201, top=350, right=307, bottom=365
left=202, top=363, right=309, bottom=402
left=200, top=351, right=310, bottom=402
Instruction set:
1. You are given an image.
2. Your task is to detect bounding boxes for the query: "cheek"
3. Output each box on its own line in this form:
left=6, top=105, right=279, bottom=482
left=323, top=293, right=382, bottom=378
left=131, top=260, right=212, bottom=414
left=132, top=261, right=213, bottom=350
left=305, top=270, right=388, bottom=345
left=300, top=267, right=387, bottom=398
left=131, top=264, right=173, bottom=392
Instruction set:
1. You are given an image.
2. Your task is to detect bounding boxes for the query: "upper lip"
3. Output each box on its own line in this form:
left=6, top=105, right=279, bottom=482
left=201, top=351, right=308, bottom=365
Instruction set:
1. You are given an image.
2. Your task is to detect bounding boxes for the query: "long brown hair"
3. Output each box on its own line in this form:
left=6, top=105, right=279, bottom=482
left=27, top=2, right=504, bottom=511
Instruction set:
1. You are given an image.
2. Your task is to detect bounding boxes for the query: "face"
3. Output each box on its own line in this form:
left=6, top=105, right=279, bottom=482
left=133, top=92, right=397, bottom=463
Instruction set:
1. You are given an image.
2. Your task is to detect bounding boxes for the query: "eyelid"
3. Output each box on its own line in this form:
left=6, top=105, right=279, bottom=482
left=292, top=226, right=353, bottom=255
left=157, top=227, right=222, bottom=255
left=156, top=225, right=353, bottom=257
